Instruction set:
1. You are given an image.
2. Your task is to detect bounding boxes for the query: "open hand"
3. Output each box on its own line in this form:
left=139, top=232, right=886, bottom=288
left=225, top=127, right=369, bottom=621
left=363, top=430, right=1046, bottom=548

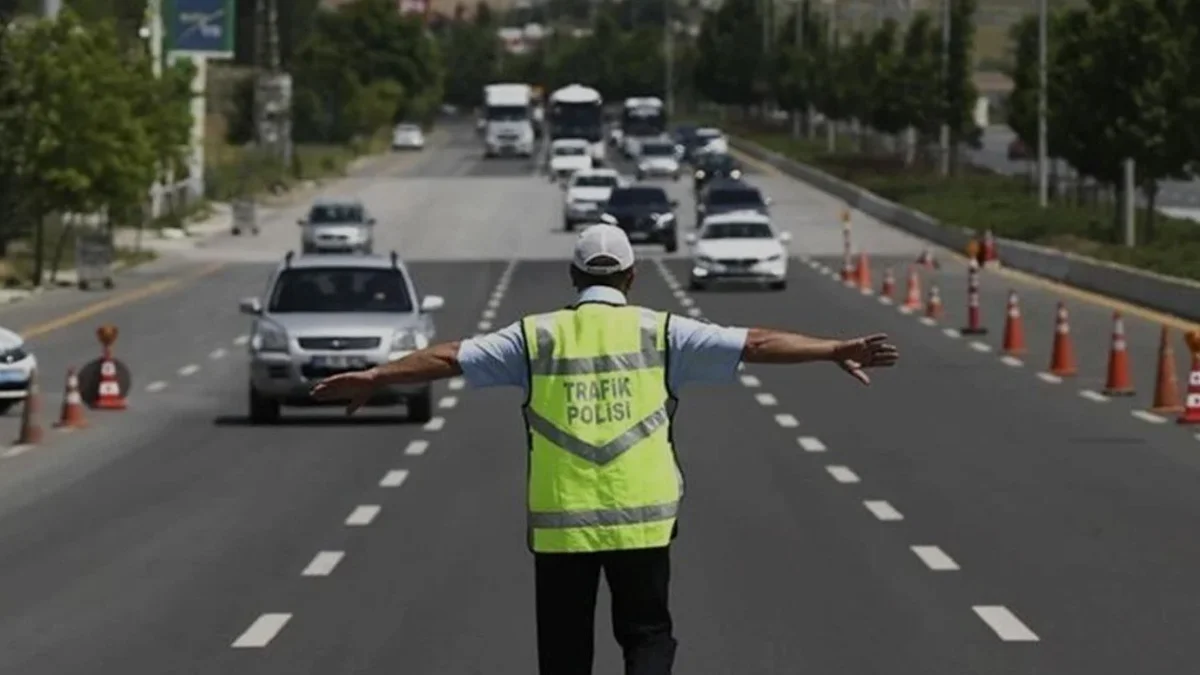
left=309, top=369, right=378, bottom=415
left=833, top=334, right=898, bottom=385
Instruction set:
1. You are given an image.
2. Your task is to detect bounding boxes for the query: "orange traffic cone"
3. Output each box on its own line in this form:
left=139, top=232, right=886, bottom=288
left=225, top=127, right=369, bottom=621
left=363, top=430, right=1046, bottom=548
left=880, top=268, right=895, bottom=300
left=902, top=267, right=922, bottom=311
left=1149, top=326, right=1183, bottom=414
left=1047, top=302, right=1077, bottom=377
left=925, top=285, right=943, bottom=320
left=961, top=259, right=988, bottom=335
left=14, top=369, right=43, bottom=445
left=1002, top=291, right=1026, bottom=355
left=54, top=368, right=88, bottom=429
left=95, top=358, right=127, bottom=410
left=1103, top=312, right=1134, bottom=396
left=856, top=251, right=871, bottom=291
left=1180, top=331, right=1200, bottom=425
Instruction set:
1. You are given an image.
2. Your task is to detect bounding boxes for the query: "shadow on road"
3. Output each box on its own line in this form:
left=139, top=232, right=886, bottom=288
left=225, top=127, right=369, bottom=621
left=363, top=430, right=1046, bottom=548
left=212, top=414, right=415, bottom=427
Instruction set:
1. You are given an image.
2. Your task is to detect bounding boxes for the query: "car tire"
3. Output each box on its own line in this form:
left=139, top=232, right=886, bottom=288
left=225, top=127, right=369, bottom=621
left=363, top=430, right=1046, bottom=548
left=664, top=237, right=678, bottom=254
left=770, top=280, right=787, bottom=291
left=408, top=389, right=433, bottom=424
left=564, top=218, right=574, bottom=232
left=248, top=386, right=281, bottom=424
left=689, top=279, right=706, bottom=292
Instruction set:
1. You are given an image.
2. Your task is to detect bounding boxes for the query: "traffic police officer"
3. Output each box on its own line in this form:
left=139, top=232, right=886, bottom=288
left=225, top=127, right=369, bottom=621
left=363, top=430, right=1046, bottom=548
left=310, top=224, right=899, bottom=675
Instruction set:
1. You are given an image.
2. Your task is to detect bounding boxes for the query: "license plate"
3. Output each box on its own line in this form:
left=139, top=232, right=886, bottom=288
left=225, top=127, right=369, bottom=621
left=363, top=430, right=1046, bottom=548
left=0, top=370, right=24, bottom=383
left=311, top=355, right=367, bottom=369
left=627, top=231, right=650, bottom=241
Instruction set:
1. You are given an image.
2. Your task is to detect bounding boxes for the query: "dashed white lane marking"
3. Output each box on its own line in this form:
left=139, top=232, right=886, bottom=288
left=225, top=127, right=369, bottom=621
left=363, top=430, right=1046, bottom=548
left=438, top=396, right=458, bottom=409
left=920, top=317, right=936, bottom=326
left=1132, top=410, right=1167, bottom=424
left=1079, top=390, right=1108, bottom=403
left=2, top=444, right=33, bottom=458
left=478, top=320, right=492, bottom=331
left=775, top=413, right=799, bottom=428
left=210, top=348, right=227, bottom=360
left=898, top=305, right=914, bottom=314
left=879, top=296, right=894, bottom=305
left=942, top=328, right=961, bottom=338
left=234, top=334, right=249, bottom=346
left=740, top=374, right=761, bottom=387
left=859, top=287, right=873, bottom=296
left=826, top=465, right=860, bottom=483
left=301, top=551, right=345, bottom=577
left=755, top=393, right=778, bottom=406
left=146, top=381, right=168, bottom=393
left=482, top=308, right=496, bottom=320
left=686, top=307, right=702, bottom=317
left=178, top=364, right=200, bottom=377
left=797, top=436, right=826, bottom=452
left=680, top=297, right=695, bottom=307
left=911, top=545, right=960, bottom=571
left=863, top=500, right=904, bottom=521
left=380, top=469, right=410, bottom=487
left=405, top=440, right=429, bottom=455
left=345, top=505, right=381, bottom=526
left=231, top=613, right=292, bottom=648
left=1037, top=372, right=1063, bottom=384
left=973, top=606, right=1040, bottom=642
left=1000, top=356, right=1024, bottom=367
left=969, top=341, right=992, bottom=353
left=423, top=417, right=445, bottom=432
left=487, top=297, right=500, bottom=309
left=448, top=378, right=464, bottom=390
left=673, top=289, right=686, bottom=298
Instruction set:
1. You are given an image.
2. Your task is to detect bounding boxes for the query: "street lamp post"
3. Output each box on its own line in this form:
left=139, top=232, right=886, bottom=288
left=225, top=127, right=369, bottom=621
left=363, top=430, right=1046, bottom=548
left=939, top=0, right=950, bottom=176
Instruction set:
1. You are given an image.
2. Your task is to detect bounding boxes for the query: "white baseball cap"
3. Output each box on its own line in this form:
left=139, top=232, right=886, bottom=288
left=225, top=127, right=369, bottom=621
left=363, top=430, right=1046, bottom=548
left=572, top=224, right=635, bottom=274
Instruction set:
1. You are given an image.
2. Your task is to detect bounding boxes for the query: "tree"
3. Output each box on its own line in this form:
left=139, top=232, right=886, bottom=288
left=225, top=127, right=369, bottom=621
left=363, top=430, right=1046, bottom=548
left=944, top=0, right=980, bottom=171
left=693, top=0, right=765, bottom=109
left=344, top=78, right=406, bottom=137
left=896, top=12, right=942, bottom=143
left=439, top=17, right=499, bottom=108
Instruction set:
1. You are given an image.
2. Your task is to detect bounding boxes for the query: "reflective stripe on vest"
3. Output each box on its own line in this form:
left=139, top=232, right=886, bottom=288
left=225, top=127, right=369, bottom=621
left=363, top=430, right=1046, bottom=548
left=522, top=305, right=680, bottom=553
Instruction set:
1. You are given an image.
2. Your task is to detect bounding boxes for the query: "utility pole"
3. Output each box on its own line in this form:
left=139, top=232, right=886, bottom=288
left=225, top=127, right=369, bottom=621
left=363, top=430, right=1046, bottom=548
left=255, top=0, right=291, bottom=168
left=1036, top=0, right=1048, bottom=207
left=939, top=0, right=951, bottom=177
left=826, top=0, right=836, bottom=152
left=42, top=0, right=60, bottom=17
left=146, top=0, right=165, bottom=219
left=665, top=0, right=674, bottom=117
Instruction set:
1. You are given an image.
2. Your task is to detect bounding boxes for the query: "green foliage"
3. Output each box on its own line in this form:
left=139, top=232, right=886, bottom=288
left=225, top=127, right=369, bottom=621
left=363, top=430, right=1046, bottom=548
left=345, top=79, right=407, bottom=138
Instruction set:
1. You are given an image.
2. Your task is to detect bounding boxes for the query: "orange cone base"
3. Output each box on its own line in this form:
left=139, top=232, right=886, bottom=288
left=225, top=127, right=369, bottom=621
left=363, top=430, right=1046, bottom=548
left=1049, top=366, right=1077, bottom=377
left=1150, top=404, right=1184, bottom=415
left=1103, top=387, right=1135, bottom=397
left=95, top=398, right=127, bottom=410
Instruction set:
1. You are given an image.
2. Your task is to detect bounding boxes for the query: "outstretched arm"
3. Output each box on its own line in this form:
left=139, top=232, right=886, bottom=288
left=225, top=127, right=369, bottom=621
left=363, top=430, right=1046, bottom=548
left=309, top=342, right=463, bottom=414
left=742, top=329, right=898, bottom=385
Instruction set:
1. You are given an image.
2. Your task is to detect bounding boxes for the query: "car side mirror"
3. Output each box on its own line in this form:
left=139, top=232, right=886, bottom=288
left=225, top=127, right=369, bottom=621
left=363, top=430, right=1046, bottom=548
left=684, top=233, right=697, bottom=245
left=239, top=297, right=263, bottom=315
left=420, top=295, right=445, bottom=313
left=600, top=213, right=618, bottom=225
left=778, top=231, right=792, bottom=244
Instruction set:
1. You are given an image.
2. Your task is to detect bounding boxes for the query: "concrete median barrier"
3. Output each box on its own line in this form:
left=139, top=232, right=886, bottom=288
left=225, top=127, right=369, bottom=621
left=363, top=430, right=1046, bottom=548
left=731, top=135, right=1200, bottom=323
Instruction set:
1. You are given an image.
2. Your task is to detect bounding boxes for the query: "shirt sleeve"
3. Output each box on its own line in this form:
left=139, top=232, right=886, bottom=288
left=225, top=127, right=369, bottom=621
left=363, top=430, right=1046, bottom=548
left=455, top=321, right=529, bottom=390
left=666, top=314, right=749, bottom=392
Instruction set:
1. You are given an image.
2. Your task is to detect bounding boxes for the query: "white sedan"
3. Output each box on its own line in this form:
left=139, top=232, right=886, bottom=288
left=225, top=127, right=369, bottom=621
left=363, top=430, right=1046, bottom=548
left=0, top=326, right=37, bottom=414
left=392, top=123, right=425, bottom=150
left=547, top=139, right=594, bottom=181
left=685, top=210, right=791, bottom=291
left=635, top=139, right=681, bottom=181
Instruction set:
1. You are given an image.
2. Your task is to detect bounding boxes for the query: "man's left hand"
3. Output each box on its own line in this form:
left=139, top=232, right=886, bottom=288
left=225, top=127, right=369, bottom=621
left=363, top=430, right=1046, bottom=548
left=310, top=370, right=378, bottom=415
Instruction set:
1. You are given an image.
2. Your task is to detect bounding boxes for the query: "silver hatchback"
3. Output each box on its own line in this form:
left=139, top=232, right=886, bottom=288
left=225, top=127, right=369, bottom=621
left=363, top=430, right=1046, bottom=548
left=239, top=251, right=445, bottom=423
left=299, top=198, right=375, bottom=254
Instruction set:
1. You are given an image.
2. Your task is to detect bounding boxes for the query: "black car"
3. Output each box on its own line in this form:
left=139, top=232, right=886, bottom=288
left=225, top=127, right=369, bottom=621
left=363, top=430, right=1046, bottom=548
left=601, top=185, right=679, bottom=252
left=694, top=179, right=770, bottom=228
left=692, top=153, right=744, bottom=194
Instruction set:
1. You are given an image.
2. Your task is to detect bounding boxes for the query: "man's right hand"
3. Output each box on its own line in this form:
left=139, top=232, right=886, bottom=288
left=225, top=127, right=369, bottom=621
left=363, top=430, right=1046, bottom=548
left=832, top=334, right=899, bottom=385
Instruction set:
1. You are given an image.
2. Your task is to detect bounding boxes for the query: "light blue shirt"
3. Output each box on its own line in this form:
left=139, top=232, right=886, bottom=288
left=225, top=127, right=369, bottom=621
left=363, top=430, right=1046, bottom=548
left=456, top=286, right=749, bottom=395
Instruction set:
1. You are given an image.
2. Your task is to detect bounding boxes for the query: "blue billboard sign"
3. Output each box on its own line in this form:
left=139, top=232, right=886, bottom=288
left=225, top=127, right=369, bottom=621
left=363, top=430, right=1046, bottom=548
left=165, top=0, right=236, bottom=58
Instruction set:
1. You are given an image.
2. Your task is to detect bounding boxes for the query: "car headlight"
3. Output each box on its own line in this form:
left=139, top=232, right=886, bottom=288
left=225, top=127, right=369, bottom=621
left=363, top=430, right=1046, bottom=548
left=730, top=169, right=742, bottom=179
left=0, top=345, right=28, bottom=364
left=392, top=330, right=429, bottom=351
left=697, top=255, right=715, bottom=265
left=252, top=323, right=289, bottom=352
left=765, top=254, right=783, bottom=263
left=653, top=213, right=675, bottom=228
left=695, top=170, right=705, bottom=179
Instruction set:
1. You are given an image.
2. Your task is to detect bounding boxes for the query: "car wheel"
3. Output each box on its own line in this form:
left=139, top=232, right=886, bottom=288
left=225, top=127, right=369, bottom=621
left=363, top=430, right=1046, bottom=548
left=0, top=400, right=15, bottom=415
left=770, top=280, right=787, bottom=291
left=689, top=279, right=706, bottom=291
left=408, top=389, right=433, bottom=424
left=248, top=386, right=281, bottom=424
left=664, top=237, right=678, bottom=254
left=564, top=218, right=574, bottom=232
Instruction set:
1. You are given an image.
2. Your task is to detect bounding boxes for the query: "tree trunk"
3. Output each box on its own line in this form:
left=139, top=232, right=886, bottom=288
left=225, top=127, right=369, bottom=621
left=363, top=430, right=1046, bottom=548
left=1142, top=182, right=1158, bottom=244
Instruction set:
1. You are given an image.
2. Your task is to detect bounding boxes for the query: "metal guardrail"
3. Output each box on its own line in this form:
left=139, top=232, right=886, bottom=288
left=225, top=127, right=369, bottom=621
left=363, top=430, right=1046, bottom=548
left=730, top=135, right=1200, bottom=323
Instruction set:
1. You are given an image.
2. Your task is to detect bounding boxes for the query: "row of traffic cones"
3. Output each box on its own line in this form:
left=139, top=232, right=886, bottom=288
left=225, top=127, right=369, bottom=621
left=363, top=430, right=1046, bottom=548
left=14, top=359, right=128, bottom=446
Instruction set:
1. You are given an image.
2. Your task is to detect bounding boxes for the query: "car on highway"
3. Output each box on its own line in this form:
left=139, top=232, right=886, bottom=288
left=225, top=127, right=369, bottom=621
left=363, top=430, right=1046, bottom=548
left=692, top=152, right=743, bottom=194
left=239, top=251, right=445, bottom=424
left=547, top=138, right=594, bottom=181
left=0, top=326, right=36, bottom=415
left=391, top=123, right=425, bottom=150
left=599, top=184, right=679, bottom=252
left=683, top=127, right=728, bottom=163
left=562, top=168, right=623, bottom=231
left=298, top=198, right=376, bottom=255
left=685, top=210, right=791, bottom=291
left=694, top=178, right=770, bottom=227
left=634, top=139, right=682, bottom=181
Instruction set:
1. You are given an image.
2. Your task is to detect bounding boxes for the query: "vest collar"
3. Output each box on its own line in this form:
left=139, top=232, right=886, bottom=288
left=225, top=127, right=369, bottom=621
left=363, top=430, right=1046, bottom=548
left=573, top=286, right=628, bottom=307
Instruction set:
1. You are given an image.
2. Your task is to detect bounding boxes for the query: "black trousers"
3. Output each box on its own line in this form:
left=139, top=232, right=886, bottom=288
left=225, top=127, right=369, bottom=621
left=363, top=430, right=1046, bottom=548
left=534, top=546, right=677, bottom=675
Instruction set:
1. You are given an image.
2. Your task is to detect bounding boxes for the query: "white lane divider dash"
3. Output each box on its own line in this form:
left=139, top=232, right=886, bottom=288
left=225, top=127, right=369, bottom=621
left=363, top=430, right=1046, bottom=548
left=942, top=328, right=961, bottom=338
left=2, top=445, right=33, bottom=458
left=301, top=551, right=345, bottom=577
left=774, top=413, right=799, bottom=428
left=146, top=381, right=168, bottom=393
left=482, top=308, right=496, bottom=320
left=1037, top=372, right=1063, bottom=384
left=478, top=320, right=493, bottom=331
left=826, top=465, right=860, bottom=483
left=969, top=341, right=992, bottom=353
left=209, top=348, right=227, bottom=360
left=233, top=334, right=250, bottom=346
left=1000, top=355, right=1024, bottom=367
left=919, top=317, right=936, bottom=326
left=911, top=545, right=960, bottom=571
left=973, top=606, right=1039, bottom=642
left=231, top=613, right=292, bottom=648
left=423, top=417, right=445, bottom=432
left=739, top=375, right=761, bottom=387
left=345, top=505, right=381, bottom=526
left=673, top=289, right=686, bottom=298
left=438, top=396, right=458, bottom=409
left=448, top=378, right=465, bottom=390
left=680, top=297, right=695, bottom=307
left=686, top=307, right=702, bottom=317
left=797, top=436, right=826, bottom=452
left=178, top=364, right=200, bottom=377
left=863, top=500, right=903, bottom=521
left=1132, top=410, right=1167, bottom=424
left=1078, top=390, right=1108, bottom=403
left=754, top=393, right=778, bottom=407
left=380, top=469, right=410, bottom=487
left=404, top=440, right=429, bottom=455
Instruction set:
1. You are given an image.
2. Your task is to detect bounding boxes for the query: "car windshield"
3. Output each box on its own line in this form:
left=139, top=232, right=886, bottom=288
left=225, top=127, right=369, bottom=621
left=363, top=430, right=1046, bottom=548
left=554, top=145, right=586, bottom=156
left=697, top=128, right=722, bottom=139
left=608, top=188, right=669, bottom=206
left=395, top=125, right=419, bottom=133
left=642, top=143, right=674, bottom=156
left=702, top=222, right=774, bottom=239
left=700, top=155, right=738, bottom=171
left=268, top=268, right=413, bottom=313
left=706, top=188, right=762, bottom=206
left=308, top=203, right=365, bottom=224
left=574, top=175, right=618, bottom=188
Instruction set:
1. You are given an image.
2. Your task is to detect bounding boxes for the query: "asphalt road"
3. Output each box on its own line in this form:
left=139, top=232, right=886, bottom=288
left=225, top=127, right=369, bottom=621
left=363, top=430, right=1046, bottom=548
left=0, top=124, right=1196, bottom=674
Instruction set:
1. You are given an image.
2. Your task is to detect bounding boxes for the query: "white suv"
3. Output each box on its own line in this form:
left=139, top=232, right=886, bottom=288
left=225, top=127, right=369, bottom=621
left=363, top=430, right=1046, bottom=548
left=562, top=168, right=622, bottom=231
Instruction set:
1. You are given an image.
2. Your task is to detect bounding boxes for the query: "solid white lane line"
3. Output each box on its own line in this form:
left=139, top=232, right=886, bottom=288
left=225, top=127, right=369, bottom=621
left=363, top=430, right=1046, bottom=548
left=234, top=334, right=249, bottom=346
left=1132, top=410, right=1167, bottom=424
left=146, top=381, right=168, bottom=392
left=178, top=364, right=200, bottom=376
left=973, top=606, right=1039, bottom=642
left=301, top=551, right=345, bottom=577
left=210, top=348, right=227, bottom=360
left=1078, top=390, right=1108, bottom=403
left=863, top=500, right=903, bottom=521
left=231, top=613, right=292, bottom=648
left=740, top=375, right=761, bottom=387
left=345, top=505, right=381, bottom=526
left=686, top=307, right=702, bottom=317
left=797, top=436, right=826, bottom=452
left=1000, top=356, right=1024, bottom=367
left=448, top=378, right=465, bottom=390
left=911, top=545, right=960, bottom=571
left=423, top=417, right=445, bottom=432
left=755, top=393, right=778, bottom=406
left=405, top=440, right=429, bottom=455
left=438, top=396, right=458, bottom=409
left=942, top=328, right=961, bottom=338
left=478, top=320, right=492, bottom=331
left=969, top=341, right=992, bottom=353
left=380, top=469, right=410, bottom=487
left=826, top=465, right=860, bottom=483
left=1037, top=372, right=1063, bottom=384
left=775, top=414, right=799, bottom=428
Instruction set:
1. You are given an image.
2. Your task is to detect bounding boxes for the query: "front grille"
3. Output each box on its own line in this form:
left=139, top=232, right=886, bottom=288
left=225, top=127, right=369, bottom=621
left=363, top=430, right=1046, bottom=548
left=297, top=337, right=381, bottom=350
left=717, top=258, right=758, bottom=267
left=300, top=363, right=374, bottom=379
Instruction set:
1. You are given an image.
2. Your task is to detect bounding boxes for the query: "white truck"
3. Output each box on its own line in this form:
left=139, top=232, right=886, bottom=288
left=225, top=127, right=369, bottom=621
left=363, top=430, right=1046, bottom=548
left=482, top=83, right=536, bottom=158
left=547, top=84, right=606, bottom=167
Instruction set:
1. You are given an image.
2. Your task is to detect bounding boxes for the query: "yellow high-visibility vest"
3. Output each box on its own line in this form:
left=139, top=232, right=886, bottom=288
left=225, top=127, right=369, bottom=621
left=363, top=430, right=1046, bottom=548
left=521, top=304, right=681, bottom=553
